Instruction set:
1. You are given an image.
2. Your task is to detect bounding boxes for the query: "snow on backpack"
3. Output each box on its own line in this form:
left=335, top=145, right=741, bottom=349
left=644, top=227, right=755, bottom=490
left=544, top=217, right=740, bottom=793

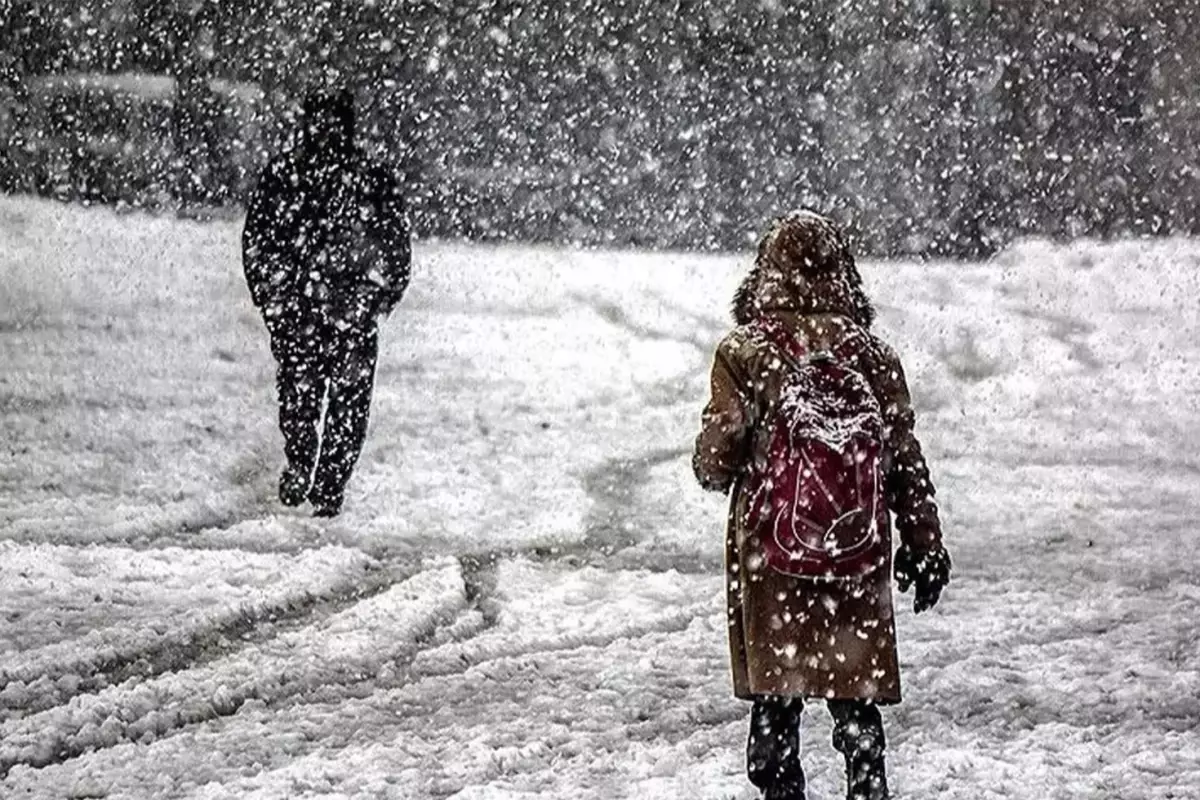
left=745, top=320, right=889, bottom=580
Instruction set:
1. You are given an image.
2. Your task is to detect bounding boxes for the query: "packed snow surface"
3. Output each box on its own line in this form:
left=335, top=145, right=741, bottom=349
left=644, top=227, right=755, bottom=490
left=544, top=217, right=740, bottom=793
left=2, top=195, right=1200, bottom=798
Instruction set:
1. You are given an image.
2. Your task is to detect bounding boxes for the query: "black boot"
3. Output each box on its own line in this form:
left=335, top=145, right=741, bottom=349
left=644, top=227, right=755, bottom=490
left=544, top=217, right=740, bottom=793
left=310, top=491, right=344, bottom=518
left=829, top=700, right=889, bottom=800
left=844, top=751, right=889, bottom=800
left=747, top=697, right=807, bottom=800
left=279, top=465, right=310, bottom=507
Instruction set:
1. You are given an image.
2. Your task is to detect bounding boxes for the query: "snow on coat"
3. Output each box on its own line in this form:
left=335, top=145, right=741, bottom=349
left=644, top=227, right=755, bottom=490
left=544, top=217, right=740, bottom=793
left=694, top=210, right=943, bottom=703
left=241, top=96, right=411, bottom=324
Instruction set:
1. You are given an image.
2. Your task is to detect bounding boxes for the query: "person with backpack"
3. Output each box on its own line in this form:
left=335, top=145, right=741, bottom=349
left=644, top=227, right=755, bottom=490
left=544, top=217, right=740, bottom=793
left=693, top=210, right=951, bottom=800
left=242, top=87, right=411, bottom=517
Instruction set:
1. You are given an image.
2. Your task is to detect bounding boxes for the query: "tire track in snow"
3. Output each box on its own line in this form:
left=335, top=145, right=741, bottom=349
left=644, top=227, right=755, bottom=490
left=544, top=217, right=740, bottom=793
left=567, top=290, right=718, bottom=564
left=0, top=559, right=467, bottom=778
left=1013, top=307, right=1103, bottom=372
left=0, top=440, right=284, bottom=551
left=1, top=281, right=724, bottom=781
left=582, top=447, right=692, bottom=555
left=406, top=599, right=714, bottom=683
left=457, top=540, right=719, bottom=577
left=0, top=547, right=393, bottom=723
left=0, top=595, right=724, bottom=800
left=195, top=610, right=731, bottom=800
left=570, top=292, right=713, bottom=356
left=2, top=529, right=718, bottom=741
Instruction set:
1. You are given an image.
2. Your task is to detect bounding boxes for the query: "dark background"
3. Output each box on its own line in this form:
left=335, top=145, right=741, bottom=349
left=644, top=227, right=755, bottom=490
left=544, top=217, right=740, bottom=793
left=1, top=0, right=1196, bottom=256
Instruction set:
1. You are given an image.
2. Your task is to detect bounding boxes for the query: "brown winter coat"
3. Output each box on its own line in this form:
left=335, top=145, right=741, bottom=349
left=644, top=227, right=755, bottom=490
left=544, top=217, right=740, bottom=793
left=693, top=212, right=942, bottom=704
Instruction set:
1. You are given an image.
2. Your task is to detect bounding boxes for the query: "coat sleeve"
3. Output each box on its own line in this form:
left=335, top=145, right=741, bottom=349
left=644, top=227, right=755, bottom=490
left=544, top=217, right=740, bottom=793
left=864, top=340, right=944, bottom=552
left=693, top=334, right=754, bottom=493
left=357, top=166, right=412, bottom=316
left=241, top=163, right=295, bottom=312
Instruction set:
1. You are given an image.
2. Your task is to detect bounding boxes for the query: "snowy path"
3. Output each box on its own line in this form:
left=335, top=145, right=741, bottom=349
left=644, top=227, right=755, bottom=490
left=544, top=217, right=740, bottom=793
left=2, top=196, right=1200, bottom=798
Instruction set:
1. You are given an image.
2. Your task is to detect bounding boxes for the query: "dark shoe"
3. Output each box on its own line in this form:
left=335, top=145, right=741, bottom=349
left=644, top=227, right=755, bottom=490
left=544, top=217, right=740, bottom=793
left=845, top=761, right=889, bottom=800
left=829, top=700, right=889, bottom=800
left=279, top=466, right=310, bottom=507
left=311, top=495, right=343, bottom=518
left=748, top=697, right=806, bottom=800
left=764, top=785, right=806, bottom=800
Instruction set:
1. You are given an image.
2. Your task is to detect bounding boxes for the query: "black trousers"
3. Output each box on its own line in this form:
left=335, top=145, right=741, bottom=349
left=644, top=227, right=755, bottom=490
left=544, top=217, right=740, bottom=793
left=267, top=311, right=378, bottom=507
left=747, top=696, right=889, bottom=800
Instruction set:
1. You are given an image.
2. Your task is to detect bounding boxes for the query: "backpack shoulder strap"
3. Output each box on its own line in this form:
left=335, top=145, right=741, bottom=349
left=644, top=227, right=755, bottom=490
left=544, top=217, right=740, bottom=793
left=753, top=318, right=809, bottom=374
left=755, top=317, right=864, bottom=372
left=830, top=327, right=862, bottom=359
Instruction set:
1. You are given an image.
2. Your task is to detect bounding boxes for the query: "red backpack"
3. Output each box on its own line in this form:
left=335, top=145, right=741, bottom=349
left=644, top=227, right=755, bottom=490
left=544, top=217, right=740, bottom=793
left=745, top=319, right=889, bottom=580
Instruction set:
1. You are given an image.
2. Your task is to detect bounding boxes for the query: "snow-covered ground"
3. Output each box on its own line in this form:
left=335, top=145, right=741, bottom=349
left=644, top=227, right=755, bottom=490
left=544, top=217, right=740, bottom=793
left=2, top=194, right=1200, bottom=799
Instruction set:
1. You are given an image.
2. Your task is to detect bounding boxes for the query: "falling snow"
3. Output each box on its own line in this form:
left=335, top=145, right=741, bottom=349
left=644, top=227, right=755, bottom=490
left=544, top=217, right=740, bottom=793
left=3, top=3, right=1200, bottom=799
left=2, top=196, right=1200, bottom=796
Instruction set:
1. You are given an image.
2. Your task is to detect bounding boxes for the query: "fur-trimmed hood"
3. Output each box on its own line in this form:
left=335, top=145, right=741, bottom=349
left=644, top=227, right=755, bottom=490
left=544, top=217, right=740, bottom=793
left=732, top=210, right=875, bottom=329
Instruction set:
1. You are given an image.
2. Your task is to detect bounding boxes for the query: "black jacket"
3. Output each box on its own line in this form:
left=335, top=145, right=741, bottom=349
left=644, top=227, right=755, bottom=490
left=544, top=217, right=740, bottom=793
left=242, top=149, right=411, bottom=322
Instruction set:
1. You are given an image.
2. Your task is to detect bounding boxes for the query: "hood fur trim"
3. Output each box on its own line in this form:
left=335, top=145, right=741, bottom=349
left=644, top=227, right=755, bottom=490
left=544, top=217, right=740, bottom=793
left=732, top=210, right=875, bottom=329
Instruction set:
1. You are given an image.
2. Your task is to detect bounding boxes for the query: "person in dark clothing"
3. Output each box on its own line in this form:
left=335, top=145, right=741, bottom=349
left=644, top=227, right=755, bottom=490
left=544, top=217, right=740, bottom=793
left=242, top=87, right=411, bottom=517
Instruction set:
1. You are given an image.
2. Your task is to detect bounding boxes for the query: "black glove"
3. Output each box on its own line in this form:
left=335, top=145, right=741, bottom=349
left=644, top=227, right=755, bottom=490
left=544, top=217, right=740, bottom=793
left=894, top=544, right=951, bottom=614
